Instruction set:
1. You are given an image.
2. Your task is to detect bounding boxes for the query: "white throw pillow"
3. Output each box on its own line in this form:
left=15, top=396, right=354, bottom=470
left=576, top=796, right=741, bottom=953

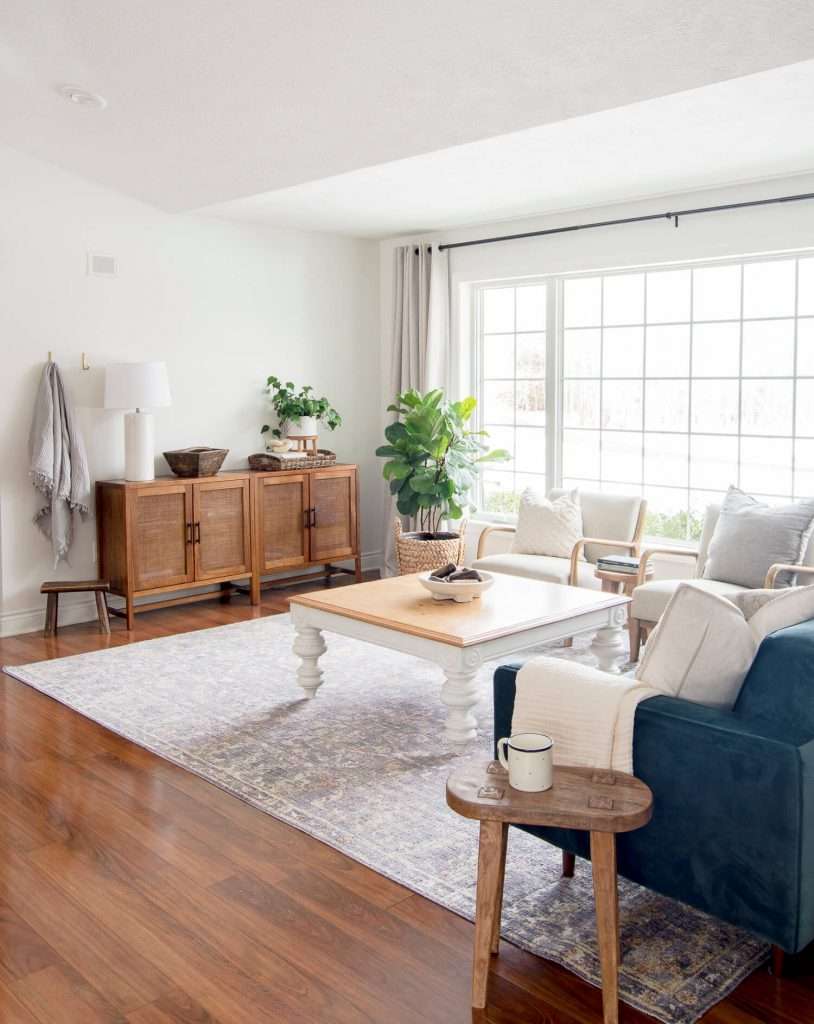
left=745, top=584, right=814, bottom=643
left=511, top=489, right=583, bottom=559
left=635, top=583, right=756, bottom=709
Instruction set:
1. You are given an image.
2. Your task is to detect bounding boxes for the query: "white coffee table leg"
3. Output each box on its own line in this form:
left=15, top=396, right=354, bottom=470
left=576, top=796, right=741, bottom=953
left=591, top=608, right=627, bottom=674
left=293, top=624, right=327, bottom=697
left=441, top=667, right=481, bottom=744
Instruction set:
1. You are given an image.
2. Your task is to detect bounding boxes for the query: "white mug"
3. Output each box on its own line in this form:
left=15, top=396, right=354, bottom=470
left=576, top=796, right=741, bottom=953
left=496, top=732, right=553, bottom=792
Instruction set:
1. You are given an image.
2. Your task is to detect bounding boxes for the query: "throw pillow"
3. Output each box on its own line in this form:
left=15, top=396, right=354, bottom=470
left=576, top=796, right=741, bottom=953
left=635, top=582, right=756, bottom=709
left=702, top=486, right=814, bottom=589
left=742, top=583, right=814, bottom=644
left=511, top=488, right=583, bottom=559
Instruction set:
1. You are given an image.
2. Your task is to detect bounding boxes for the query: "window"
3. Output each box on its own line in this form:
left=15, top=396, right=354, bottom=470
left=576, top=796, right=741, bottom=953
left=478, top=283, right=548, bottom=515
left=475, top=253, right=814, bottom=539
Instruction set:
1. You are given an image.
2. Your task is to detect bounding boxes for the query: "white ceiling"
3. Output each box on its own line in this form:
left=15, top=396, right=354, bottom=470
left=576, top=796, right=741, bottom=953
left=2, top=0, right=814, bottom=216
left=202, top=60, right=814, bottom=238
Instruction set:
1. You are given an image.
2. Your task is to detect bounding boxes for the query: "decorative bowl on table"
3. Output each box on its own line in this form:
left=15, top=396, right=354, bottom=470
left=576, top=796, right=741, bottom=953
left=163, top=447, right=228, bottom=477
left=418, top=568, right=494, bottom=603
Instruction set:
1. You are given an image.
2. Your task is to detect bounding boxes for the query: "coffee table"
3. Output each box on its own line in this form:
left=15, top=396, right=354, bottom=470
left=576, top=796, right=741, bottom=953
left=289, top=573, right=629, bottom=744
left=447, top=759, right=653, bottom=1021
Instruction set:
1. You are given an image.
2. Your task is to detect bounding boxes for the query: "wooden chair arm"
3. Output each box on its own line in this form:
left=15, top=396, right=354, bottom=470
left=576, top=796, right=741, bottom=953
left=476, top=525, right=516, bottom=560
left=569, top=537, right=638, bottom=587
left=764, top=563, right=814, bottom=588
left=636, top=546, right=699, bottom=586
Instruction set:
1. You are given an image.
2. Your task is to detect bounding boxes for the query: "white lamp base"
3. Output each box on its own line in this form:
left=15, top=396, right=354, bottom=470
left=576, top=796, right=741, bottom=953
left=124, top=410, right=155, bottom=481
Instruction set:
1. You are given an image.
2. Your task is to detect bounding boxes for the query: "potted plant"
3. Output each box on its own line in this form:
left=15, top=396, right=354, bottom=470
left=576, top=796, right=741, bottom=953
left=261, top=376, right=342, bottom=444
left=376, top=388, right=509, bottom=573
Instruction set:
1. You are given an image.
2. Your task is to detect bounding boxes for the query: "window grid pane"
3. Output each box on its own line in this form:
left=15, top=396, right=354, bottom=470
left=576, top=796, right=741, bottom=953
left=478, top=285, right=546, bottom=514
left=558, top=255, right=810, bottom=540
left=476, top=254, right=814, bottom=530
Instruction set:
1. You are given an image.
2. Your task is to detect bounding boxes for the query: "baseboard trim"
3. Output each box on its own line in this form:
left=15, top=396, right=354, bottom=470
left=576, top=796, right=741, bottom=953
left=0, top=550, right=384, bottom=639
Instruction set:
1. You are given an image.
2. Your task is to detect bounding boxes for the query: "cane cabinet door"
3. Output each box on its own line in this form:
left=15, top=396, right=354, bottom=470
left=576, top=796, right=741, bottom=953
left=193, top=478, right=252, bottom=580
left=131, top=483, right=194, bottom=591
left=309, top=467, right=357, bottom=562
left=256, top=473, right=309, bottom=571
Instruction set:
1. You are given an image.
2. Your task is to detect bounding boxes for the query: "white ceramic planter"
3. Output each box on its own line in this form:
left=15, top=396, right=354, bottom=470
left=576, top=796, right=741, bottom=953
left=288, top=415, right=319, bottom=437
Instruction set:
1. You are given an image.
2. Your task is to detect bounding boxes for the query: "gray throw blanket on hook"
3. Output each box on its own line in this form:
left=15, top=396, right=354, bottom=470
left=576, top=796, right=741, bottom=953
left=29, top=361, right=90, bottom=565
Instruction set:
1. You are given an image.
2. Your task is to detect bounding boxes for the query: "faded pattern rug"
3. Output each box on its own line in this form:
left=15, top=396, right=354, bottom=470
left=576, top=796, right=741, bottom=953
left=5, top=615, right=768, bottom=1024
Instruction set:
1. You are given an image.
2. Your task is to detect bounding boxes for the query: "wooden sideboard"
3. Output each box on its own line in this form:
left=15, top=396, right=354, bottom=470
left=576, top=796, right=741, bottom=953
left=97, top=465, right=361, bottom=628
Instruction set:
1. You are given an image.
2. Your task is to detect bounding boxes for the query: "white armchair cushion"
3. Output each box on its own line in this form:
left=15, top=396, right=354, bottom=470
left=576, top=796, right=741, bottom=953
left=472, top=552, right=602, bottom=588
left=511, top=488, right=583, bottom=558
left=631, top=577, right=747, bottom=623
left=635, top=583, right=756, bottom=709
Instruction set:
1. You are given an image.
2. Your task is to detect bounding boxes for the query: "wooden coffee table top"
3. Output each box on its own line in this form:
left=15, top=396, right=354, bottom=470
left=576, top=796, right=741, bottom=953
left=290, top=573, right=628, bottom=647
left=447, top=759, right=653, bottom=833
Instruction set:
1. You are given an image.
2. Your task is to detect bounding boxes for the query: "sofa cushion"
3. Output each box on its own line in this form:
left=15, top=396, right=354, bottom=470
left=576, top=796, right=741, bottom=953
left=511, top=488, right=582, bottom=558
left=631, top=577, right=747, bottom=623
left=702, top=486, right=814, bottom=589
left=635, top=583, right=756, bottom=709
left=472, top=551, right=602, bottom=588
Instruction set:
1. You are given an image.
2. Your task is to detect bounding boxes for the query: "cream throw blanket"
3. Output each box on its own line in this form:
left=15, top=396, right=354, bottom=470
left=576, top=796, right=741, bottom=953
left=512, top=657, right=658, bottom=774
left=29, top=361, right=90, bottom=565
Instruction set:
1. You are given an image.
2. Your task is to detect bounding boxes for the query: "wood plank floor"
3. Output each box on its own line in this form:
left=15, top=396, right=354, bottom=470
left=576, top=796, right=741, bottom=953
left=0, top=577, right=812, bottom=1023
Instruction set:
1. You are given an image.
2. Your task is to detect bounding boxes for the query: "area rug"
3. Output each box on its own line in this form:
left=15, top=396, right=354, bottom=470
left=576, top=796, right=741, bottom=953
left=5, top=615, right=768, bottom=1024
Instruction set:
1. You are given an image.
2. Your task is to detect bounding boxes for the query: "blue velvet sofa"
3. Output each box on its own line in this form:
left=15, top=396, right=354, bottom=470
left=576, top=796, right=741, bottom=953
left=493, top=620, right=814, bottom=956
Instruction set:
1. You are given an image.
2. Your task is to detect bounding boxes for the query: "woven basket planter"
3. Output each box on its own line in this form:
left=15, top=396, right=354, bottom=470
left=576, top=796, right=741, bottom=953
left=393, top=519, right=467, bottom=575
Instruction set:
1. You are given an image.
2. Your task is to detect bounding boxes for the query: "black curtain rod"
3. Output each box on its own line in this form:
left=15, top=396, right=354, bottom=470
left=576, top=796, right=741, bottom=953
left=417, top=190, right=814, bottom=253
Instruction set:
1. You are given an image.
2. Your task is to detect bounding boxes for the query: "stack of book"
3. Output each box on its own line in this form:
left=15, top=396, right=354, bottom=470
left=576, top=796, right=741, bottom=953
left=595, top=554, right=640, bottom=575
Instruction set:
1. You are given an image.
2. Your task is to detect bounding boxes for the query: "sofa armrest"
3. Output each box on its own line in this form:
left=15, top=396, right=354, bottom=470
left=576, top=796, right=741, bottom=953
left=476, top=525, right=516, bottom=559
left=569, top=537, right=637, bottom=585
left=765, top=563, right=814, bottom=588
left=636, top=545, right=699, bottom=586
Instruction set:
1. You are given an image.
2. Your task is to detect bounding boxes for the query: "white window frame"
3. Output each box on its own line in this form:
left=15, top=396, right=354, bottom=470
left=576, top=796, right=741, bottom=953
left=472, top=247, right=814, bottom=542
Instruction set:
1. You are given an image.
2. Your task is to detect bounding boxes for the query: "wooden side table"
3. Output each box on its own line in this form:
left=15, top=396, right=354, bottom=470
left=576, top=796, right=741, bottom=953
left=447, top=759, right=653, bottom=1023
left=594, top=565, right=653, bottom=596
left=40, top=579, right=111, bottom=637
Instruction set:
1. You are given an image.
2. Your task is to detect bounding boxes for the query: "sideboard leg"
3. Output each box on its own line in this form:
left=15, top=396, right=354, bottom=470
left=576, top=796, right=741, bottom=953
left=354, top=555, right=363, bottom=583
left=250, top=574, right=261, bottom=606
left=125, top=597, right=135, bottom=631
left=590, top=830, right=620, bottom=1024
left=562, top=851, right=576, bottom=878
left=293, top=624, right=327, bottom=698
left=771, top=945, right=786, bottom=977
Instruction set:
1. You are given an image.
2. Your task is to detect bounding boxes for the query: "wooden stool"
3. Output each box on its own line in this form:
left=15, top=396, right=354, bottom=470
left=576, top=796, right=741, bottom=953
left=40, top=580, right=111, bottom=637
left=447, top=759, right=653, bottom=1022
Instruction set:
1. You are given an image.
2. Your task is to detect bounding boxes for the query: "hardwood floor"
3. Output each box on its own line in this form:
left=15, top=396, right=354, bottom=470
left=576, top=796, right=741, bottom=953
left=0, top=576, right=812, bottom=1023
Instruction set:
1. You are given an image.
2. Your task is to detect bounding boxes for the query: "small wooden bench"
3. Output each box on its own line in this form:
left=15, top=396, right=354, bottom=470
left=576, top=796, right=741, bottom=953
left=40, top=580, right=111, bottom=637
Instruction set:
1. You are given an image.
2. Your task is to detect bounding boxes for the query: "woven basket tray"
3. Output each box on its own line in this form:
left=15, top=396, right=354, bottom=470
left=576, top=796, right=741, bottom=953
left=248, top=449, right=337, bottom=471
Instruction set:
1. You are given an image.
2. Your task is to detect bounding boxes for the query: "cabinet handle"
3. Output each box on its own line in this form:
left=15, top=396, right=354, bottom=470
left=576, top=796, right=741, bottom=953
left=194, top=521, right=201, bottom=544
left=310, top=507, right=317, bottom=528
left=186, top=522, right=193, bottom=544
left=303, top=508, right=310, bottom=530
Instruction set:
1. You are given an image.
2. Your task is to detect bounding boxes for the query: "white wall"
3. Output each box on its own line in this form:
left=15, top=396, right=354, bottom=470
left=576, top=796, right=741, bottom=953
left=0, top=146, right=381, bottom=636
left=379, top=172, right=814, bottom=564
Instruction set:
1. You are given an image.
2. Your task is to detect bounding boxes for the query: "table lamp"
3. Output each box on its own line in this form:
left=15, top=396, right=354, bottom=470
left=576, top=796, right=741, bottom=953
left=104, top=362, right=172, bottom=481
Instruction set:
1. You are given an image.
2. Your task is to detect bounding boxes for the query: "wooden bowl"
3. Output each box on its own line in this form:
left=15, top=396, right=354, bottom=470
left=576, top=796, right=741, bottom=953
left=418, top=569, right=494, bottom=603
left=163, top=447, right=228, bottom=477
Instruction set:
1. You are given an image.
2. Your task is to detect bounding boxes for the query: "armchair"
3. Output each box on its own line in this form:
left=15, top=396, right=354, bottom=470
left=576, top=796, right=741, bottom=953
left=493, top=617, right=814, bottom=964
left=474, top=490, right=647, bottom=591
left=629, top=504, right=814, bottom=659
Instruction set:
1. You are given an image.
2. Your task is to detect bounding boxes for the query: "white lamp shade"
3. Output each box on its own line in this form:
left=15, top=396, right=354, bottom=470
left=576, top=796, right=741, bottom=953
left=104, top=361, right=172, bottom=410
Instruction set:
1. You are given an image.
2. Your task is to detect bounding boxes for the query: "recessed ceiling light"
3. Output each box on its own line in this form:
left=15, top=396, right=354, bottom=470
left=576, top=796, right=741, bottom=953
left=57, top=84, right=107, bottom=110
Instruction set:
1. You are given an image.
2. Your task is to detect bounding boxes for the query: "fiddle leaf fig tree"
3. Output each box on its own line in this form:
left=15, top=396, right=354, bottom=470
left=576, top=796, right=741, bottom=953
left=376, top=388, right=510, bottom=535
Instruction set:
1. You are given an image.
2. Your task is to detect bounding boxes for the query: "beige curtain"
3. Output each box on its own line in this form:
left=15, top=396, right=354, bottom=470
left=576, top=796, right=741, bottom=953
left=381, top=243, right=451, bottom=575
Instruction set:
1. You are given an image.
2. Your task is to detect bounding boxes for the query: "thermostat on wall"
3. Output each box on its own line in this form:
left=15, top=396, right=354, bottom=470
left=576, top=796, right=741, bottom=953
left=87, top=252, right=117, bottom=277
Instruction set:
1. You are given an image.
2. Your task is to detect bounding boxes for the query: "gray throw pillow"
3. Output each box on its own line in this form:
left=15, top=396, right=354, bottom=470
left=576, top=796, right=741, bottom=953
left=702, top=486, right=814, bottom=589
